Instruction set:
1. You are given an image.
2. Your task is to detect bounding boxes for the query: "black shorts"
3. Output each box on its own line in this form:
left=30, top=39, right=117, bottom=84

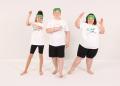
left=30, top=45, right=44, bottom=54
left=49, top=45, right=65, bottom=58
left=77, top=44, right=98, bottom=58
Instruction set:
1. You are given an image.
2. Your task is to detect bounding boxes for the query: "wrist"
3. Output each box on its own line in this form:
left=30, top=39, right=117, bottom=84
left=53, top=28, right=55, bottom=32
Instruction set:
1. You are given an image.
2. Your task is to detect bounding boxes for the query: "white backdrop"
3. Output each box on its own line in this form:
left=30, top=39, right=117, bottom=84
left=0, top=0, right=120, bottom=62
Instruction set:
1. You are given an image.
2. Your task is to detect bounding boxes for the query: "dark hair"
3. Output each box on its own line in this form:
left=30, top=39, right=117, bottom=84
left=86, top=13, right=97, bottom=25
left=35, top=10, right=43, bottom=22
left=37, top=10, right=43, bottom=16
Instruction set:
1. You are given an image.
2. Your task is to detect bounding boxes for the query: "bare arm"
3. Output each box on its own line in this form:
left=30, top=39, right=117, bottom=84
left=75, top=12, right=84, bottom=29
left=65, top=31, right=70, bottom=48
left=46, top=27, right=61, bottom=33
left=26, top=11, right=32, bottom=26
left=98, top=18, right=105, bottom=34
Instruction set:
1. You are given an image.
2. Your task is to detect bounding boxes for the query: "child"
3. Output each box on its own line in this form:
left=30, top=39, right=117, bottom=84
left=21, top=10, right=45, bottom=75
left=46, top=8, right=70, bottom=78
left=68, top=12, right=105, bottom=75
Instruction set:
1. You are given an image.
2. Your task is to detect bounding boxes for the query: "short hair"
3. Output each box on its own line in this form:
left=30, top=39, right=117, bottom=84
left=53, top=8, right=61, bottom=13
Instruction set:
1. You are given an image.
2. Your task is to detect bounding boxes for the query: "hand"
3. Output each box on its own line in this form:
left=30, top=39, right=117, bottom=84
left=34, top=25, right=43, bottom=30
left=28, top=11, right=32, bottom=15
left=65, top=40, right=70, bottom=48
left=53, top=27, right=61, bottom=31
left=99, top=18, right=103, bottom=25
left=79, top=12, right=85, bottom=18
left=98, top=18, right=105, bottom=34
left=37, top=26, right=43, bottom=29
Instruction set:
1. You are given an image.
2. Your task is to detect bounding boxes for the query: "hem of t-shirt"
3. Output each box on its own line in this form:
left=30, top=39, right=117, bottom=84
left=79, top=43, right=99, bottom=49
left=49, top=44, right=65, bottom=47
left=30, top=44, right=44, bottom=46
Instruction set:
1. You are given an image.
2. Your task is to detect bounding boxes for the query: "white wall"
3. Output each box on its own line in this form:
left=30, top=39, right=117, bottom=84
left=0, top=0, right=120, bottom=62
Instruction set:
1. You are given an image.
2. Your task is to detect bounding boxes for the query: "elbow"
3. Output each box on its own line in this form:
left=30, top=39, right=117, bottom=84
left=75, top=22, right=80, bottom=29
left=46, top=29, right=49, bottom=33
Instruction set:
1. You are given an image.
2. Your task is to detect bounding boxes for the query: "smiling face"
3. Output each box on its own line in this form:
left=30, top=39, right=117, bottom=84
left=86, top=14, right=97, bottom=25
left=36, top=15, right=43, bottom=22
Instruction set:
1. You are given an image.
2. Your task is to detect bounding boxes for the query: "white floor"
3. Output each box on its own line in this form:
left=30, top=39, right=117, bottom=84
left=0, top=59, right=120, bottom=86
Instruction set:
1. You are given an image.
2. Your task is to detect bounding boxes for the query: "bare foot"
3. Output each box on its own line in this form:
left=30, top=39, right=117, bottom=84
left=39, top=71, right=43, bottom=75
left=58, top=74, right=64, bottom=78
left=67, top=70, right=73, bottom=75
left=52, top=70, right=57, bottom=75
left=21, top=71, right=27, bottom=76
left=87, top=70, right=94, bottom=75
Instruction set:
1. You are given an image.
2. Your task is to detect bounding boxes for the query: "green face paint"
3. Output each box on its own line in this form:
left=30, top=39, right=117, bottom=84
left=53, top=8, right=61, bottom=13
left=88, top=15, right=95, bottom=20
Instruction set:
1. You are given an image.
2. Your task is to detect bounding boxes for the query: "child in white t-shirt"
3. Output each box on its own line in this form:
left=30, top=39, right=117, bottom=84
left=21, top=10, right=45, bottom=76
left=46, top=8, right=70, bottom=78
left=68, top=12, right=105, bottom=75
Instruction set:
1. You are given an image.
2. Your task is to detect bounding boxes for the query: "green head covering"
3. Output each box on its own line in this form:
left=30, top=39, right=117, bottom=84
left=36, top=15, right=43, bottom=18
left=87, top=15, right=95, bottom=20
left=53, top=8, right=61, bottom=13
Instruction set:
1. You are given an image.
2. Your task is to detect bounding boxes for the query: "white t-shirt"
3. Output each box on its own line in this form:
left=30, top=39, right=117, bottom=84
left=46, top=19, right=69, bottom=46
left=79, top=23, right=100, bottom=49
left=30, top=22, right=45, bottom=45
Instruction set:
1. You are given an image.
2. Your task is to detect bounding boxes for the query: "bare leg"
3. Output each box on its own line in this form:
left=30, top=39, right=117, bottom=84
left=21, top=54, right=33, bottom=75
left=68, top=57, right=82, bottom=74
left=39, top=54, right=43, bottom=75
left=86, top=58, right=94, bottom=75
left=52, top=57, right=58, bottom=74
left=57, top=58, right=64, bottom=78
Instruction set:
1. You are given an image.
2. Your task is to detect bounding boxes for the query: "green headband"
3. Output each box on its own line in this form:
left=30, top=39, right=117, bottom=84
left=36, top=15, right=43, bottom=18
left=87, top=15, right=95, bottom=20
left=53, top=8, right=61, bottom=13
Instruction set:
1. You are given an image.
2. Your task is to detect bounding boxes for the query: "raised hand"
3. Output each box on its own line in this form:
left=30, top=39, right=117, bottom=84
left=28, top=11, right=32, bottom=16
left=98, top=18, right=105, bottom=34
left=65, top=40, right=69, bottom=48
left=79, top=12, right=85, bottom=18
left=99, top=18, right=104, bottom=25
